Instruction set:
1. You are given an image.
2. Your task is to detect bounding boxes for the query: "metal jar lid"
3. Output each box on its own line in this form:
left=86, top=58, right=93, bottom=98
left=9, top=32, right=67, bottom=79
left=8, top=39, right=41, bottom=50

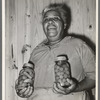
left=23, top=63, right=34, bottom=69
left=56, top=56, right=66, bottom=61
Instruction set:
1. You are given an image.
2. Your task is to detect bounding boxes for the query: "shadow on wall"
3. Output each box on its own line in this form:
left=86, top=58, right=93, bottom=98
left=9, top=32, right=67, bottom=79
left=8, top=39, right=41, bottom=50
left=59, top=3, right=96, bottom=55
left=67, top=33, right=96, bottom=55
left=62, top=4, right=95, bottom=54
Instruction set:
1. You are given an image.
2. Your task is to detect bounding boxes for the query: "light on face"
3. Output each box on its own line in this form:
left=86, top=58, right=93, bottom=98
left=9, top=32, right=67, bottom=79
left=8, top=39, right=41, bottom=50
left=42, top=10, right=65, bottom=43
left=43, top=16, right=61, bottom=23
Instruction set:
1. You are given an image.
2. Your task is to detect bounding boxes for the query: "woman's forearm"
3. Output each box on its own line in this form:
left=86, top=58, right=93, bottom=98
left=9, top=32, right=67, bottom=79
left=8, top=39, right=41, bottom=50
left=74, top=77, right=95, bottom=92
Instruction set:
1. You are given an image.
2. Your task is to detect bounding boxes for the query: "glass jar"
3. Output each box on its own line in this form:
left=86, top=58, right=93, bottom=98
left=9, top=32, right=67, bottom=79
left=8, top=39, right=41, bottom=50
left=54, top=55, right=71, bottom=88
left=15, top=63, right=35, bottom=98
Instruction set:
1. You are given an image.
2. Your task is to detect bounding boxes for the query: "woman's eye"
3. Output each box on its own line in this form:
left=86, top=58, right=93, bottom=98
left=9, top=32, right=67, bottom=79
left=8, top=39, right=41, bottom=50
left=43, top=17, right=61, bottom=23
left=54, top=17, right=60, bottom=21
left=54, top=16, right=61, bottom=20
left=43, top=18, right=49, bottom=22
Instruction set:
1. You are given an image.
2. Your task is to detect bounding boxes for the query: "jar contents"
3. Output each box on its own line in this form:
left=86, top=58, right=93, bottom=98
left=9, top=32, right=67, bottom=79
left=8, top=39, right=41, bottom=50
left=54, top=55, right=71, bottom=88
left=15, top=63, right=35, bottom=98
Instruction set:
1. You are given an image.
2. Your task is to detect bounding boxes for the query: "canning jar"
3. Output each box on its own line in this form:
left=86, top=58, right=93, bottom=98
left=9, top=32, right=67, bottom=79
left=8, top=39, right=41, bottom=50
left=54, top=55, right=71, bottom=88
left=15, top=63, right=35, bottom=98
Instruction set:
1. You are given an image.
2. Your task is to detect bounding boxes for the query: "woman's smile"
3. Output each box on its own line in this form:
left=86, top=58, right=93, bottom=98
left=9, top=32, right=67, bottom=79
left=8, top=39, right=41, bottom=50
left=42, top=10, right=64, bottom=43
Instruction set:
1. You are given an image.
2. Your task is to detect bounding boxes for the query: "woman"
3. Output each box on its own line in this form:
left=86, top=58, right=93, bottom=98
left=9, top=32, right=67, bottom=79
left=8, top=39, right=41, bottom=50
left=15, top=3, right=95, bottom=100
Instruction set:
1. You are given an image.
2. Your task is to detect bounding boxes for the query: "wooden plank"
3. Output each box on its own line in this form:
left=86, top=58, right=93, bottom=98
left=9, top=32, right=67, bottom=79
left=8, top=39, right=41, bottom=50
left=5, top=0, right=19, bottom=99
left=23, top=0, right=31, bottom=63
left=15, top=0, right=26, bottom=100
left=84, top=0, right=96, bottom=44
left=5, top=0, right=96, bottom=100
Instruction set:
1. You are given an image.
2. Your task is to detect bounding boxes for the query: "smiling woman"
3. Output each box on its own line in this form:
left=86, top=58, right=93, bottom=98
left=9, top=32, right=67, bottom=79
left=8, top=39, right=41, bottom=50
left=5, top=0, right=96, bottom=99
left=14, top=3, right=95, bottom=100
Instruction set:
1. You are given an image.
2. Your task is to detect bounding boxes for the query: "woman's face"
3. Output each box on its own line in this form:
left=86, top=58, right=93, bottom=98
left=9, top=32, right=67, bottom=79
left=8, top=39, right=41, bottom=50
left=42, top=10, right=65, bottom=44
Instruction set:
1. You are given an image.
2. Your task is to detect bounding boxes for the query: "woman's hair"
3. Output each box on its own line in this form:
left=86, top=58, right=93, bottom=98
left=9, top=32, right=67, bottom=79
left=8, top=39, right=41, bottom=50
left=42, top=3, right=71, bottom=28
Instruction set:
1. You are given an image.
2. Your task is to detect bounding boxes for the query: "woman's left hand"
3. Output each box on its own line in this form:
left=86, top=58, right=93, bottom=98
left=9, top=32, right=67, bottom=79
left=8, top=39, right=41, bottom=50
left=53, top=78, right=78, bottom=95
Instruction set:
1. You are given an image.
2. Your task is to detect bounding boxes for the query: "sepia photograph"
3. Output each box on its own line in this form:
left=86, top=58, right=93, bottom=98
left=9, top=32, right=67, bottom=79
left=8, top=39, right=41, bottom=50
left=3, top=0, right=97, bottom=100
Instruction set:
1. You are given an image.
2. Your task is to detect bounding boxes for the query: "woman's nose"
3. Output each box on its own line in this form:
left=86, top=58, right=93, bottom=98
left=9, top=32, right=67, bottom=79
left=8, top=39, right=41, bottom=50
left=48, top=19, right=53, bottom=24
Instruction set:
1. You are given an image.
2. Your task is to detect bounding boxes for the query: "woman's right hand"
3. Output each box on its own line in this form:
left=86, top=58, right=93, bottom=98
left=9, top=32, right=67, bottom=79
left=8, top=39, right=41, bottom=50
left=15, top=64, right=35, bottom=98
left=15, top=78, right=34, bottom=98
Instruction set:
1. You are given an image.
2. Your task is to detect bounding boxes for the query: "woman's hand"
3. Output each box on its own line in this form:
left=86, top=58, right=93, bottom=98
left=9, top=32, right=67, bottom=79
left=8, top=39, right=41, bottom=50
left=15, top=64, right=35, bottom=98
left=53, top=78, right=78, bottom=95
left=15, top=78, right=34, bottom=98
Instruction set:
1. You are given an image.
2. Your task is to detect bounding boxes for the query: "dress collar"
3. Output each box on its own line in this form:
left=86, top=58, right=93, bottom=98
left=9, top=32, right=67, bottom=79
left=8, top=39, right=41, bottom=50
left=41, top=36, right=72, bottom=49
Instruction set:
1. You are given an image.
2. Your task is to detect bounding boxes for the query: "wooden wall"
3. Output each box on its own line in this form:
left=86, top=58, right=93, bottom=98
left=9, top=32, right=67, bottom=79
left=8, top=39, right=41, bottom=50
left=5, top=0, right=96, bottom=100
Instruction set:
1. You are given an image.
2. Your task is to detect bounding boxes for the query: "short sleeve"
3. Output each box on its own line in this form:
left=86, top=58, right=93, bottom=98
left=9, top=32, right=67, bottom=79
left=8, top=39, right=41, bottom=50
left=29, top=46, right=40, bottom=64
left=29, top=49, right=35, bottom=63
left=80, top=42, right=95, bottom=80
left=29, top=42, right=48, bottom=65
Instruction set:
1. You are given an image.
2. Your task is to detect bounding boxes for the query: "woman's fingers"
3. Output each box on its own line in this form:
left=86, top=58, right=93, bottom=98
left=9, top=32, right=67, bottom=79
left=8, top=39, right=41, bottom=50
left=16, top=86, right=33, bottom=98
left=53, top=82, right=66, bottom=94
left=56, top=82, right=65, bottom=91
left=66, top=78, right=77, bottom=90
left=16, top=82, right=28, bottom=89
left=19, top=88, right=27, bottom=94
left=25, top=86, right=33, bottom=97
left=24, top=86, right=31, bottom=95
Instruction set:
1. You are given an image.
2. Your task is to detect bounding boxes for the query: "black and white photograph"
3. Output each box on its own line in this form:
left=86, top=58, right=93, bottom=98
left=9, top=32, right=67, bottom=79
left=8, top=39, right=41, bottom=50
left=4, top=0, right=97, bottom=100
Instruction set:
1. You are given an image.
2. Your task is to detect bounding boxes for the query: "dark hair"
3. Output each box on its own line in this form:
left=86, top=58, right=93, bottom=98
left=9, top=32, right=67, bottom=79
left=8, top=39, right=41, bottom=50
left=42, top=3, right=71, bottom=30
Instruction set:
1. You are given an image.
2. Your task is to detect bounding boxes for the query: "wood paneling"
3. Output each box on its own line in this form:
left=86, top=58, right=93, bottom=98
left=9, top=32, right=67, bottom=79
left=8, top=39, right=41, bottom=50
left=5, top=0, right=96, bottom=100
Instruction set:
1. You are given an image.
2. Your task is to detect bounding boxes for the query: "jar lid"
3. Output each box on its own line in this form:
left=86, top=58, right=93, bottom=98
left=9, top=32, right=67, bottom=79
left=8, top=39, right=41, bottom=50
left=56, top=56, right=66, bottom=61
left=23, top=63, right=34, bottom=69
